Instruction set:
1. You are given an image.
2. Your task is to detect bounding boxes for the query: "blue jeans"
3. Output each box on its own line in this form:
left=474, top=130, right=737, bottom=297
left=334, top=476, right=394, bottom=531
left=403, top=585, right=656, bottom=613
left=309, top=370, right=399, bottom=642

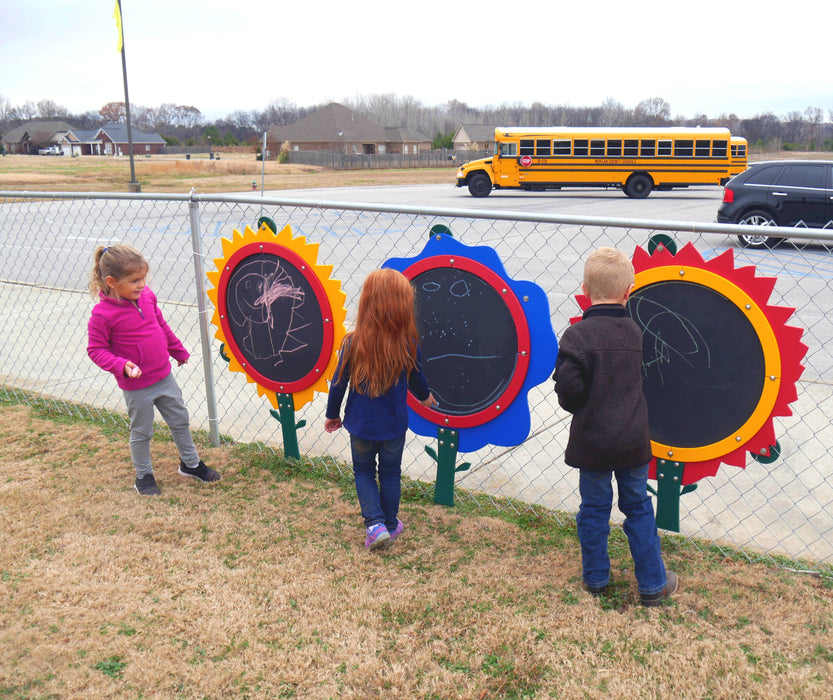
left=576, top=465, right=666, bottom=595
left=350, top=434, right=406, bottom=531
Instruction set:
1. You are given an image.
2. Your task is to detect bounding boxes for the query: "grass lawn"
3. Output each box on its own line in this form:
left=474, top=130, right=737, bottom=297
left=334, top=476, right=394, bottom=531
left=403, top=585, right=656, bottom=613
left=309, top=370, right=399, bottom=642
left=0, top=398, right=831, bottom=699
left=0, top=153, right=454, bottom=193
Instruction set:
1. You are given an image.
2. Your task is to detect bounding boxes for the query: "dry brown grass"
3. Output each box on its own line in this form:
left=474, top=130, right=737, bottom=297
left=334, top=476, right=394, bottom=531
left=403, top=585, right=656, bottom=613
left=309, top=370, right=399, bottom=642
left=1, top=401, right=831, bottom=699
left=0, top=154, right=453, bottom=194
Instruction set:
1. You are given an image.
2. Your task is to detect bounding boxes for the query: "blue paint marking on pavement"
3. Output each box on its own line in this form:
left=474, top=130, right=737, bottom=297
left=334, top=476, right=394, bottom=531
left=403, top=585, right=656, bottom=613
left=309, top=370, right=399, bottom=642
left=703, top=245, right=833, bottom=280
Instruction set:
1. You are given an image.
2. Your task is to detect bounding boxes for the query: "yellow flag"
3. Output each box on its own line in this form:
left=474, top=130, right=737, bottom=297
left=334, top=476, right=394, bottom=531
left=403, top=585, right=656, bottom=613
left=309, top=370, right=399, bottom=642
left=113, top=1, right=123, bottom=52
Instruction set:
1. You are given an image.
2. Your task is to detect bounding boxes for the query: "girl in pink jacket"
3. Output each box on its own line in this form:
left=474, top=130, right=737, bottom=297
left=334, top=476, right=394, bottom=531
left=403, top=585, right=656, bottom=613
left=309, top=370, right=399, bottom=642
left=87, top=244, right=221, bottom=495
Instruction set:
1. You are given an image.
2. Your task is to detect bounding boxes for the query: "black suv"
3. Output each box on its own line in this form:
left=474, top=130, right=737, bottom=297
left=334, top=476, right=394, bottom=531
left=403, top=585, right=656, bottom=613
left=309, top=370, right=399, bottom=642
left=716, top=160, right=833, bottom=248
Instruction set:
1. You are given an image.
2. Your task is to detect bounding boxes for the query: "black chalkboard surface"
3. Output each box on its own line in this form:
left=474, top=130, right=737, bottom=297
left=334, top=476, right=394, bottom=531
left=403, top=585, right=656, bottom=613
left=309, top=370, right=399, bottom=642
left=629, top=280, right=765, bottom=448
left=412, top=267, right=518, bottom=416
left=223, top=252, right=324, bottom=387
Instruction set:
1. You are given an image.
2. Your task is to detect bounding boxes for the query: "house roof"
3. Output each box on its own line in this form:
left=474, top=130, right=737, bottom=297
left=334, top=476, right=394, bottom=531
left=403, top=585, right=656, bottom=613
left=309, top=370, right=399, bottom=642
left=268, top=103, right=389, bottom=143
left=64, top=129, right=99, bottom=143
left=95, top=123, right=166, bottom=144
left=453, top=124, right=499, bottom=142
left=2, top=119, right=166, bottom=146
left=384, top=126, right=430, bottom=143
left=1, top=119, right=76, bottom=145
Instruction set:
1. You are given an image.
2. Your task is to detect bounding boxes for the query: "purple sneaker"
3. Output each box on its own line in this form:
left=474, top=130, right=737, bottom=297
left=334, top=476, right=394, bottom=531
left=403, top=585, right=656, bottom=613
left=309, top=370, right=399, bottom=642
left=364, top=523, right=390, bottom=550
left=389, top=519, right=405, bottom=543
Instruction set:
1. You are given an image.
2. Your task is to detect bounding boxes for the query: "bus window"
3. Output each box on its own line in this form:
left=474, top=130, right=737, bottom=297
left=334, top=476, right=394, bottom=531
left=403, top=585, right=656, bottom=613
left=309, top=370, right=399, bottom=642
left=695, top=140, right=711, bottom=157
left=499, top=142, right=517, bottom=157
left=536, top=139, right=551, bottom=156
left=607, top=140, right=622, bottom=157
left=574, top=139, right=589, bottom=156
left=658, top=140, right=672, bottom=157
left=713, top=140, right=728, bottom=158
left=674, top=140, right=693, bottom=157
left=624, top=139, right=638, bottom=157
left=553, top=139, right=571, bottom=155
left=640, top=140, right=656, bottom=157
left=520, top=139, right=535, bottom=156
left=590, top=139, right=605, bottom=156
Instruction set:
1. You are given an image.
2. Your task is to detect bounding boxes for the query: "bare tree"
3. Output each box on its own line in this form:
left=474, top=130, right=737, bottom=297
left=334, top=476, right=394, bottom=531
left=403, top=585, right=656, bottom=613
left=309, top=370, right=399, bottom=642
left=804, top=106, right=824, bottom=147
left=782, top=111, right=804, bottom=144
left=36, top=99, right=69, bottom=119
left=17, top=101, right=38, bottom=120
left=634, top=97, right=671, bottom=126
left=0, top=94, right=13, bottom=125
left=599, top=98, right=629, bottom=127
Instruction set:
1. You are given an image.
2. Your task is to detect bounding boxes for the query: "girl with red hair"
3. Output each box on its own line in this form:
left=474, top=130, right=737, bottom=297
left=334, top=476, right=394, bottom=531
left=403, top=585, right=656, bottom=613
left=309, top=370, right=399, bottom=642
left=325, top=269, right=435, bottom=550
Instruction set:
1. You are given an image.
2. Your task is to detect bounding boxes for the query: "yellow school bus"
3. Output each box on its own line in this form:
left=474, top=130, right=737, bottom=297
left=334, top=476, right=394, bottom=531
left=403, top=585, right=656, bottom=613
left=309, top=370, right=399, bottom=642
left=730, top=135, right=749, bottom=176
left=455, top=127, right=734, bottom=198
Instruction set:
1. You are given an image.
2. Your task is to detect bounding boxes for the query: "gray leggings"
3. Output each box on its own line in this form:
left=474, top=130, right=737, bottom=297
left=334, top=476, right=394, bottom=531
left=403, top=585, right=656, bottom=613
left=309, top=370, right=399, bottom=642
left=122, top=373, right=199, bottom=477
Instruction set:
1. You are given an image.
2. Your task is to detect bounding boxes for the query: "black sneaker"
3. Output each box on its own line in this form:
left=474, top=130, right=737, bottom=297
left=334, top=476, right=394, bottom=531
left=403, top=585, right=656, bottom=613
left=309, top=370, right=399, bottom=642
left=135, top=474, right=161, bottom=496
left=641, top=571, right=679, bottom=607
left=586, top=583, right=608, bottom=597
left=178, top=460, right=221, bottom=483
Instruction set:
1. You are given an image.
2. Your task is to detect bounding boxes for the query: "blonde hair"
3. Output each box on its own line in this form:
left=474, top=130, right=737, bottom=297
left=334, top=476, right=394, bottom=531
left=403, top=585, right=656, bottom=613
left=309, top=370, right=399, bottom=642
left=338, top=268, right=419, bottom=397
left=88, top=244, right=149, bottom=298
left=583, top=247, right=634, bottom=301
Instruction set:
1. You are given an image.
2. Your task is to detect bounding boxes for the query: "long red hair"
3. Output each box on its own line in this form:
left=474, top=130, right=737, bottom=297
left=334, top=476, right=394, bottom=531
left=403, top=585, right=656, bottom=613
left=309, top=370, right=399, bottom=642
left=339, top=268, right=419, bottom=397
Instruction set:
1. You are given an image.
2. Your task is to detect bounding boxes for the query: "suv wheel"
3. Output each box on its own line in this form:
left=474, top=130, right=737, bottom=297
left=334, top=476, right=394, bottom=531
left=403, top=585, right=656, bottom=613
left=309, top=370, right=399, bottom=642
left=737, top=210, right=781, bottom=249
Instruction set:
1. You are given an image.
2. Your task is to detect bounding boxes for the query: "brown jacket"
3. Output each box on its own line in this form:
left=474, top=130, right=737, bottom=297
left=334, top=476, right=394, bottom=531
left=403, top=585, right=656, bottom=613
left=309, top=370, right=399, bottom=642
left=553, top=304, right=652, bottom=471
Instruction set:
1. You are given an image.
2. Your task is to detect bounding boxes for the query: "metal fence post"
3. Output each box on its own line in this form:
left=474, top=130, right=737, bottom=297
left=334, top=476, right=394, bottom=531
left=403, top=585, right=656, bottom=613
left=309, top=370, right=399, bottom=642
left=189, top=197, right=221, bottom=447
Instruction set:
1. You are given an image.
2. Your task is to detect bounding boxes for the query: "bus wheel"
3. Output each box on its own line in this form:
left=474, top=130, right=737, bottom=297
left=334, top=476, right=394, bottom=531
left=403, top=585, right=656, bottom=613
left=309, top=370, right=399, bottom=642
left=468, top=173, right=492, bottom=197
left=624, top=174, right=652, bottom=199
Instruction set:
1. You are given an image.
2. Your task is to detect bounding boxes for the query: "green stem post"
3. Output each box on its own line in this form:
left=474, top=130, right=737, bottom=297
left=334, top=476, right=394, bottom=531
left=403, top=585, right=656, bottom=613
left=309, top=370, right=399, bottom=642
left=269, top=392, right=301, bottom=461
left=649, top=459, right=697, bottom=532
left=433, top=427, right=460, bottom=506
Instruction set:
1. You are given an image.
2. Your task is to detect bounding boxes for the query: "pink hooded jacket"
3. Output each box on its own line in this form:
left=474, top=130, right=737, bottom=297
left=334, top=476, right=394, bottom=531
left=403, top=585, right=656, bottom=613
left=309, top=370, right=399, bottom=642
left=87, top=287, right=189, bottom=391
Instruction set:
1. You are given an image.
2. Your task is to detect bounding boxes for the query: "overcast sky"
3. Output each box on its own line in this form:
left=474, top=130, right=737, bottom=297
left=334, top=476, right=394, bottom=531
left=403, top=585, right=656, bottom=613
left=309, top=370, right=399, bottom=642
left=1, top=0, right=830, bottom=122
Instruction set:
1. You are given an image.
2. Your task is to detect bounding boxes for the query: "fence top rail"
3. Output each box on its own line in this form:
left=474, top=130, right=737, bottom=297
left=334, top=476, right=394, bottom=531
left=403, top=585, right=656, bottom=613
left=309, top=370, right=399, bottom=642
left=3, top=190, right=833, bottom=242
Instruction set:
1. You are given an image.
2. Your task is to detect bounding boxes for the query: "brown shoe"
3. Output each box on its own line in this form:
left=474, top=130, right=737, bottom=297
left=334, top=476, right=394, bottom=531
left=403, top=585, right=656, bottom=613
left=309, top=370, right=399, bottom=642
left=641, top=571, right=678, bottom=607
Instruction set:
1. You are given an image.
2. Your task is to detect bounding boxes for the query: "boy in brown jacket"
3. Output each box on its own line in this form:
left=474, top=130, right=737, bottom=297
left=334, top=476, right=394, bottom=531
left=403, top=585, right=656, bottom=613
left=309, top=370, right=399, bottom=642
left=553, top=247, right=677, bottom=606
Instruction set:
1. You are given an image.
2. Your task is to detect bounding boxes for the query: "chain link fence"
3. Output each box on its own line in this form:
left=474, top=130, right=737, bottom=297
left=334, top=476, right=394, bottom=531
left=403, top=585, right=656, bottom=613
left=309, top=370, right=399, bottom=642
left=1, top=190, right=831, bottom=574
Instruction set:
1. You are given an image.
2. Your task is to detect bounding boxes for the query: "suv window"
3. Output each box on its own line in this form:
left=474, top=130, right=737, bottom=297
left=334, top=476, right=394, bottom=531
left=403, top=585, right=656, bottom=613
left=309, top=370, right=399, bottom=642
left=745, top=165, right=784, bottom=185
left=776, top=164, right=827, bottom=189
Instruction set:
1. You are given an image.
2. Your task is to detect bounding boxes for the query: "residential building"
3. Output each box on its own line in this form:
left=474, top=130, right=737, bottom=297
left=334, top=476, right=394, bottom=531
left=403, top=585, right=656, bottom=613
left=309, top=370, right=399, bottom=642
left=267, top=103, right=430, bottom=155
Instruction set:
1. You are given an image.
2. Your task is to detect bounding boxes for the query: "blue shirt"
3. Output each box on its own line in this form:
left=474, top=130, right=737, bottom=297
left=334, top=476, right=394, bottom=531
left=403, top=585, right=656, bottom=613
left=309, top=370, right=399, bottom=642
left=326, top=345, right=430, bottom=441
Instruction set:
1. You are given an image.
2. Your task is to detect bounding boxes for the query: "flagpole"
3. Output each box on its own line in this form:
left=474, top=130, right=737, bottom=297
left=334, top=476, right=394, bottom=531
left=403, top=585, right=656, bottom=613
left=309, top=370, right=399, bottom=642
left=116, top=0, right=140, bottom=192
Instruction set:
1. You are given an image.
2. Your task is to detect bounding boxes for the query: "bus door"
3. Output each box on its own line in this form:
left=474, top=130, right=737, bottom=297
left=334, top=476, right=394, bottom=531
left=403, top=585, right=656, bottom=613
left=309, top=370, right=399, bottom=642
left=492, top=140, right=520, bottom=187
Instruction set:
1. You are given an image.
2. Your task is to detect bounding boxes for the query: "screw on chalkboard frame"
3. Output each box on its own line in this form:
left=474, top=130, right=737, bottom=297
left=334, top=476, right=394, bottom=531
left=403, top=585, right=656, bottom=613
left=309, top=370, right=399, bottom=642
left=424, top=427, right=471, bottom=506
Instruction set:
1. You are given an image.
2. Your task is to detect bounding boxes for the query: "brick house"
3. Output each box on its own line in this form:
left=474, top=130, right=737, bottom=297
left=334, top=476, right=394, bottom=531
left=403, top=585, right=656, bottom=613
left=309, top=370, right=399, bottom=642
left=65, top=123, right=167, bottom=156
left=267, top=103, right=429, bottom=155
left=452, top=124, right=499, bottom=153
left=1, top=120, right=166, bottom=156
left=1, top=120, right=76, bottom=155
